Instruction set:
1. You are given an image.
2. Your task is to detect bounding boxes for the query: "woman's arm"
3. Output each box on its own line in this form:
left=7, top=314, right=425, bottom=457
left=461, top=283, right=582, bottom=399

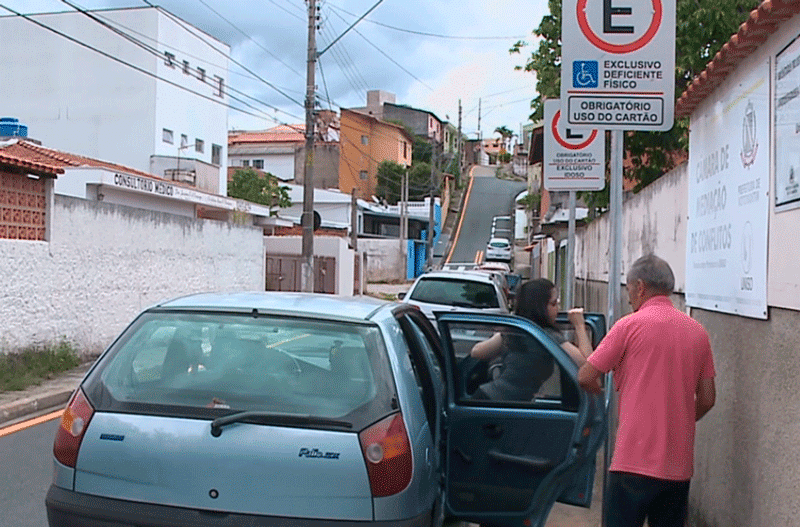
left=471, top=331, right=504, bottom=361
left=568, top=308, right=593, bottom=359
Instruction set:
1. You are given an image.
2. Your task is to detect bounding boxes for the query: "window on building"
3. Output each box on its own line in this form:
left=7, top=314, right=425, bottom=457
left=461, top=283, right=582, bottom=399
left=182, top=60, right=190, bottom=74
left=403, top=141, right=407, bottom=158
left=253, top=159, right=264, bottom=169
left=359, top=170, right=368, bottom=181
left=197, top=67, right=206, bottom=82
left=164, top=51, right=175, bottom=67
left=180, top=134, right=188, bottom=149
left=361, top=135, right=369, bottom=146
left=162, top=128, right=174, bottom=144
left=242, top=160, right=250, bottom=167
left=211, top=144, right=222, bottom=165
left=0, top=172, right=47, bottom=241
left=213, top=75, right=224, bottom=97
left=195, top=139, right=204, bottom=153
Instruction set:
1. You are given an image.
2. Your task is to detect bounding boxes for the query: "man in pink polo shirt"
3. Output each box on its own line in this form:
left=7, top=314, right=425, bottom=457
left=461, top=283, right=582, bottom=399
left=578, top=254, right=716, bottom=527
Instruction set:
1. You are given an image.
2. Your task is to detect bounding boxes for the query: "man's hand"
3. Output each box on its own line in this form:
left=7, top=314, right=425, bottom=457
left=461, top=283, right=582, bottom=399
left=578, top=361, right=603, bottom=394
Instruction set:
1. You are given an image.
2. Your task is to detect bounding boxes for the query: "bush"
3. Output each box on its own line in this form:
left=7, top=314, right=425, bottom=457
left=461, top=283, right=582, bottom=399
left=0, top=341, right=82, bottom=392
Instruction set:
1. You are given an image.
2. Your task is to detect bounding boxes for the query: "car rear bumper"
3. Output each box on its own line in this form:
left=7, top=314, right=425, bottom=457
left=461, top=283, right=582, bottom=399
left=46, top=485, right=432, bottom=527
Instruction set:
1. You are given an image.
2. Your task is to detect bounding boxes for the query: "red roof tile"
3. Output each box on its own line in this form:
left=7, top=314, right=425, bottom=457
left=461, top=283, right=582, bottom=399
left=229, top=124, right=305, bottom=144
left=0, top=140, right=162, bottom=180
left=0, top=148, right=64, bottom=176
left=677, top=0, right=800, bottom=117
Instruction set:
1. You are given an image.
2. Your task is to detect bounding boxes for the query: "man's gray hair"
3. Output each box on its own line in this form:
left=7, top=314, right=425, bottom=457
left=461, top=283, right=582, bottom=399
left=627, top=254, right=675, bottom=294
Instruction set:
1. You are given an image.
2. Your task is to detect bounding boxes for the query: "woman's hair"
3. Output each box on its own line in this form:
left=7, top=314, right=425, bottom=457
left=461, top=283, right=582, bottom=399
left=515, top=278, right=558, bottom=329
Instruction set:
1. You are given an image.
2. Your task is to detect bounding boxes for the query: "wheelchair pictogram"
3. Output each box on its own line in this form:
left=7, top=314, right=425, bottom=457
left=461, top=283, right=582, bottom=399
left=573, top=61, right=598, bottom=88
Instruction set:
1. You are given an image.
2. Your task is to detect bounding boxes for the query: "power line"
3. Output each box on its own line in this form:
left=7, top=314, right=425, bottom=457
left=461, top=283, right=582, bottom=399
left=318, top=15, right=369, bottom=93
left=194, top=0, right=304, bottom=79
left=327, top=6, right=433, bottom=92
left=153, top=3, right=305, bottom=108
left=59, top=0, right=304, bottom=121
left=328, top=4, right=527, bottom=41
left=87, top=6, right=303, bottom=97
left=0, top=4, right=288, bottom=125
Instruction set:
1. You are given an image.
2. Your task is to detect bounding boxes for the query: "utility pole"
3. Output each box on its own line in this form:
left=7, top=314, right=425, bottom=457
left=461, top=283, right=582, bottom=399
left=427, top=141, right=436, bottom=269
left=301, top=0, right=318, bottom=292
left=457, top=100, right=462, bottom=182
left=399, top=168, right=408, bottom=281
left=350, top=188, right=358, bottom=252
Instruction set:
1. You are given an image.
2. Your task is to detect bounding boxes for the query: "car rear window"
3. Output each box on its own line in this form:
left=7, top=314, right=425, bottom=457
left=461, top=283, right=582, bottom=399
left=408, top=278, right=500, bottom=308
left=489, top=240, right=510, bottom=248
left=82, top=311, right=397, bottom=431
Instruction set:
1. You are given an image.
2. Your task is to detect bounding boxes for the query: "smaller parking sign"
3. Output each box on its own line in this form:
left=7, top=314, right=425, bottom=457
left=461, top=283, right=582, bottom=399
left=544, top=99, right=605, bottom=191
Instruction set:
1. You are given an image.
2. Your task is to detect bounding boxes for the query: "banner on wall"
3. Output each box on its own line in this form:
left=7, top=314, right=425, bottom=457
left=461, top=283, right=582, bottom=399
left=686, top=60, right=769, bottom=319
left=775, top=37, right=800, bottom=210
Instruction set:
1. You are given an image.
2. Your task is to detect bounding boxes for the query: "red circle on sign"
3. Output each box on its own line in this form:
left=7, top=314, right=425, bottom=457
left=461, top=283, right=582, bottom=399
left=552, top=110, right=598, bottom=150
left=576, top=0, right=662, bottom=54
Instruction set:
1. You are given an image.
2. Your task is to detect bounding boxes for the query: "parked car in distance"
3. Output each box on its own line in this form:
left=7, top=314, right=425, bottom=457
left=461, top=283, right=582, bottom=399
left=485, top=237, right=512, bottom=262
left=45, top=292, right=606, bottom=527
left=438, top=263, right=521, bottom=309
left=399, top=270, right=510, bottom=325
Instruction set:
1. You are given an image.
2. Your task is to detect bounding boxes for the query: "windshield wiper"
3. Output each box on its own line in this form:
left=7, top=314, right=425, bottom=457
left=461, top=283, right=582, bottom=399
left=210, top=411, right=353, bottom=437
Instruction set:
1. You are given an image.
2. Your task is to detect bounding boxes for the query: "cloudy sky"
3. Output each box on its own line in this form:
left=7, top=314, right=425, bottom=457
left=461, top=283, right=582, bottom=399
left=3, top=0, right=549, bottom=140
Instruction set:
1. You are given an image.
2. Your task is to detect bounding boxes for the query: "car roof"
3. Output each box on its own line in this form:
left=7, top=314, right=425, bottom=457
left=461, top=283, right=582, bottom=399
left=416, top=270, right=496, bottom=284
left=153, top=292, right=389, bottom=322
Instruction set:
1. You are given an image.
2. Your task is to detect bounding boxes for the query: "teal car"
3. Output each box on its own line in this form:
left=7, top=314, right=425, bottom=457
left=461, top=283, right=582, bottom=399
left=46, top=292, right=606, bottom=527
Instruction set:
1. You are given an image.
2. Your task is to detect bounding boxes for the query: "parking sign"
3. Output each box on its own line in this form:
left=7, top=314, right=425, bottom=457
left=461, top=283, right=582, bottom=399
left=561, top=0, right=675, bottom=130
left=543, top=99, right=605, bottom=191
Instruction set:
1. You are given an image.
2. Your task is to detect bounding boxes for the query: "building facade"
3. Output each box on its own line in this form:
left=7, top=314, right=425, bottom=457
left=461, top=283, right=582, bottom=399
left=339, top=109, right=413, bottom=198
left=0, top=6, right=230, bottom=195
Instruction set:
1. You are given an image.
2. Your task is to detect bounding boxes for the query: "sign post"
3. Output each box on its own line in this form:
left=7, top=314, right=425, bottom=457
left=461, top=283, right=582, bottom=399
left=560, top=2, right=676, bottom=524
left=543, top=99, right=605, bottom=308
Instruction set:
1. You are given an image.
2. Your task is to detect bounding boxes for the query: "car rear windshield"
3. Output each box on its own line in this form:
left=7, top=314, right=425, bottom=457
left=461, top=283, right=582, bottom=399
left=489, top=240, right=510, bottom=248
left=82, top=311, right=397, bottom=431
left=408, top=277, right=500, bottom=308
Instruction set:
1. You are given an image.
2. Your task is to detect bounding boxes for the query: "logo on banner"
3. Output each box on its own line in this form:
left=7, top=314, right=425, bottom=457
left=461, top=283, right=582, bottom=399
left=576, top=0, right=662, bottom=54
left=573, top=61, right=598, bottom=88
left=740, top=100, right=758, bottom=167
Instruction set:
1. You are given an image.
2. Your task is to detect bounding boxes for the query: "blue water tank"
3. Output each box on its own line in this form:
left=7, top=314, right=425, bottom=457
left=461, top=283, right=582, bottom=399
left=0, top=117, right=28, bottom=137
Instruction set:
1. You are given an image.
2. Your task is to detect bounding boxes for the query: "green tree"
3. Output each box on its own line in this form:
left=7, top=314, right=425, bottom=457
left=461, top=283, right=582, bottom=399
left=511, top=0, right=759, bottom=199
left=227, top=168, right=291, bottom=212
left=375, top=160, right=407, bottom=204
left=494, top=125, right=515, bottom=154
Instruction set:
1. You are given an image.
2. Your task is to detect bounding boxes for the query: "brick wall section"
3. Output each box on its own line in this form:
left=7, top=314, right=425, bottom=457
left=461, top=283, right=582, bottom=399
left=0, top=170, right=47, bottom=241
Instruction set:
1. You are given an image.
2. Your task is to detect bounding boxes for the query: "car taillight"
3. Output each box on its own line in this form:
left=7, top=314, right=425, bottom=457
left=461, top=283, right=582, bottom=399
left=359, top=412, right=413, bottom=497
left=53, top=388, right=94, bottom=468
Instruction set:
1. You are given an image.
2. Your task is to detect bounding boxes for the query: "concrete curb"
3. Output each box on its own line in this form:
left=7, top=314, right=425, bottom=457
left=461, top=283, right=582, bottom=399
left=0, top=389, right=73, bottom=425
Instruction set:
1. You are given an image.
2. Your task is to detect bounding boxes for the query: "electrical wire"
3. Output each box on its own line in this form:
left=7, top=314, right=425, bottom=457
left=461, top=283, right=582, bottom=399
left=0, top=4, right=289, bottom=125
left=194, top=0, right=304, bottom=79
left=328, top=4, right=527, bottom=41
left=326, top=6, right=433, bottom=92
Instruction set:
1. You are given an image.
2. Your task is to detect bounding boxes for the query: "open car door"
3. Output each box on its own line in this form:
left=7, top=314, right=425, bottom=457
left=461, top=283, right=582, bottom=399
left=437, top=312, right=606, bottom=527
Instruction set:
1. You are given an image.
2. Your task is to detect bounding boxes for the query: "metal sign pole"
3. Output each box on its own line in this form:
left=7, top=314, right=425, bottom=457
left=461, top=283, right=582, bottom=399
left=566, top=190, right=576, bottom=309
left=601, top=129, right=624, bottom=527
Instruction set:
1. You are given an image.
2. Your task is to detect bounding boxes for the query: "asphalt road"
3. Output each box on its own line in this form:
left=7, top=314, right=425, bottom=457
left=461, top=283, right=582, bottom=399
left=446, top=166, right=527, bottom=266
left=1, top=417, right=59, bottom=527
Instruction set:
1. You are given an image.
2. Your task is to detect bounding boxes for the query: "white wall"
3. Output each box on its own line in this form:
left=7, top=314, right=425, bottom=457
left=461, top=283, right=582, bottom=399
left=575, top=163, right=688, bottom=290
left=0, top=195, right=265, bottom=355
left=359, top=238, right=404, bottom=283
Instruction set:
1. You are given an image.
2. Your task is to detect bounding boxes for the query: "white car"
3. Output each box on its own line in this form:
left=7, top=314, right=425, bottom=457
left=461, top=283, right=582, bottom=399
left=485, top=237, right=512, bottom=262
left=399, top=270, right=509, bottom=325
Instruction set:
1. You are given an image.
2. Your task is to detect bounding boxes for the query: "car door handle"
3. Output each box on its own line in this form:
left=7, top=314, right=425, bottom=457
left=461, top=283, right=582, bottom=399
left=487, top=450, right=554, bottom=472
left=482, top=423, right=503, bottom=438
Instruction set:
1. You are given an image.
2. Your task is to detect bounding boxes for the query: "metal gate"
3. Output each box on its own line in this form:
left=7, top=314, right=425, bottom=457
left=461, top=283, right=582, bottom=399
left=266, top=254, right=336, bottom=294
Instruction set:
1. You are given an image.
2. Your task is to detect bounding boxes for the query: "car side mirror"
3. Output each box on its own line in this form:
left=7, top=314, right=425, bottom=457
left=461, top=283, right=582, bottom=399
left=397, top=292, right=406, bottom=300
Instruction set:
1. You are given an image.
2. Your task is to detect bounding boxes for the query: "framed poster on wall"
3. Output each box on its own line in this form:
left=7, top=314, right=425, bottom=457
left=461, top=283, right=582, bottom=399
left=775, top=36, right=800, bottom=210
